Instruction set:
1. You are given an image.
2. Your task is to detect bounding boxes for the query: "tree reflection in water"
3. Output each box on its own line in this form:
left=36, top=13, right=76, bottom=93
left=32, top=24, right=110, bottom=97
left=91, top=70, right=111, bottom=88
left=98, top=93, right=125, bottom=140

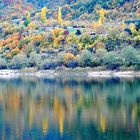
left=0, top=77, right=140, bottom=139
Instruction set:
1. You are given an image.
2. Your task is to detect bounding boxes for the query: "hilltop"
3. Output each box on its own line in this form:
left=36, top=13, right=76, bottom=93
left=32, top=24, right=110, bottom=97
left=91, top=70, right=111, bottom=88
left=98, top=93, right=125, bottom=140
left=0, top=0, right=140, bottom=20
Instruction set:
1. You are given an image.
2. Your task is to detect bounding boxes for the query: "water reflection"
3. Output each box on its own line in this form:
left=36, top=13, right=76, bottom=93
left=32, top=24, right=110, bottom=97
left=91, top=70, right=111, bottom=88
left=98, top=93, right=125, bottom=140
left=0, top=77, right=140, bottom=139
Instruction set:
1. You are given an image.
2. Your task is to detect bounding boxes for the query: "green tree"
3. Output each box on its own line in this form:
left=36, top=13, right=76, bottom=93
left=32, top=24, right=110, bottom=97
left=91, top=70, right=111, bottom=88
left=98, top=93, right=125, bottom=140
left=9, top=54, right=29, bottom=69
left=79, top=50, right=93, bottom=67
left=121, top=47, right=140, bottom=66
left=29, top=52, right=42, bottom=67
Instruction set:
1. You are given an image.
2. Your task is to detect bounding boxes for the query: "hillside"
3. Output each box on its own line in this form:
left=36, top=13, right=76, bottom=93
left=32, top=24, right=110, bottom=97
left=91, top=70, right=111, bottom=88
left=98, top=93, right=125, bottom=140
left=0, top=0, right=138, bottom=9
left=1, top=0, right=139, bottom=20
left=0, top=0, right=139, bottom=70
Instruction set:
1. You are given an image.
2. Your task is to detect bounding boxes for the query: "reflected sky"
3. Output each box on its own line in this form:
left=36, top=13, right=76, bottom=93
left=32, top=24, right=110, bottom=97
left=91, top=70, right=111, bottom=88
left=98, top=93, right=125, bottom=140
left=0, top=76, right=140, bottom=140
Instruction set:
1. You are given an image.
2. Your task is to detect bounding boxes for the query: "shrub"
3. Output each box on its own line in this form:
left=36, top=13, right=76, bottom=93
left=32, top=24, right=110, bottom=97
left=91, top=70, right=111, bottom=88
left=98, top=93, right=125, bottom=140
left=11, top=49, right=19, bottom=57
left=124, top=28, right=132, bottom=36
left=75, top=29, right=81, bottom=35
left=42, top=61, right=58, bottom=69
left=57, top=51, right=66, bottom=63
left=96, top=41, right=105, bottom=49
left=41, top=59, right=60, bottom=70
left=121, top=46, right=140, bottom=66
left=79, top=49, right=93, bottom=67
left=92, top=57, right=101, bottom=67
left=66, top=34, right=79, bottom=45
left=0, top=58, right=7, bottom=69
left=19, top=38, right=30, bottom=49
left=103, top=51, right=122, bottom=70
left=64, top=52, right=75, bottom=64
left=29, top=52, right=42, bottom=68
left=95, top=48, right=108, bottom=58
left=9, top=54, right=29, bottom=69
left=133, top=55, right=140, bottom=70
left=24, top=20, right=30, bottom=27
left=25, top=46, right=34, bottom=57
left=66, top=60, right=78, bottom=68
left=92, top=48, right=108, bottom=66
left=79, top=34, right=93, bottom=48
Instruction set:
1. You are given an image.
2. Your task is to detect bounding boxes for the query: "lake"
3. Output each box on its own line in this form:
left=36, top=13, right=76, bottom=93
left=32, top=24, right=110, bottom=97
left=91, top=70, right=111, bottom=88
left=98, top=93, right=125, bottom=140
left=0, top=76, right=140, bottom=140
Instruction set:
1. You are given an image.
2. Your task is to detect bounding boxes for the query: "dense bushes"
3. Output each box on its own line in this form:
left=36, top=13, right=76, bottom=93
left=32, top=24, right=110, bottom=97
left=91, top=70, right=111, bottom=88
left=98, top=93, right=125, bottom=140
left=7, top=52, right=42, bottom=69
left=42, top=61, right=59, bottom=69
left=9, top=54, right=29, bottom=69
left=121, top=47, right=140, bottom=66
left=79, top=50, right=93, bottom=67
left=0, top=58, right=7, bottom=69
left=103, top=51, right=122, bottom=70
left=0, top=46, right=140, bottom=70
left=28, top=52, right=42, bottom=67
left=66, top=60, right=78, bottom=68
left=0, top=23, right=140, bottom=71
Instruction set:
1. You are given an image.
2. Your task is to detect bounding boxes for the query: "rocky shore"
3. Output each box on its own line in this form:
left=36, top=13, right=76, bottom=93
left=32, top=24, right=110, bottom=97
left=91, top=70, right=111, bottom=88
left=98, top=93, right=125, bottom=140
left=0, top=69, right=140, bottom=78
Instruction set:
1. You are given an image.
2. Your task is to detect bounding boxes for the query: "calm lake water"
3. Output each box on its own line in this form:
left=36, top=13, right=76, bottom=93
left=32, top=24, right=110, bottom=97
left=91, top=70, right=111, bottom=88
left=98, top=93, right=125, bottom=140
left=0, top=76, right=140, bottom=140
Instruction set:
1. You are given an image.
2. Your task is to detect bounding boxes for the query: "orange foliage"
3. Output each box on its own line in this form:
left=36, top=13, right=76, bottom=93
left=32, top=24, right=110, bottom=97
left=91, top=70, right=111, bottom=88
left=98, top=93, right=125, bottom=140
left=31, top=34, right=43, bottom=44
left=0, top=33, right=20, bottom=57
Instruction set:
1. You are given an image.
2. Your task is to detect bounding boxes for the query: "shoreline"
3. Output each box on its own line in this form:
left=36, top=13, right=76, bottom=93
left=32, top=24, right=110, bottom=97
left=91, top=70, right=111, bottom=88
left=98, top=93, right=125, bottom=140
left=0, top=69, right=140, bottom=78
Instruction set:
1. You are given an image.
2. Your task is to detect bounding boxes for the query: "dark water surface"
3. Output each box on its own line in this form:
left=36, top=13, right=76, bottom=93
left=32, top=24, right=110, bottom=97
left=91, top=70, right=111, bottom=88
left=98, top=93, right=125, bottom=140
left=0, top=76, right=140, bottom=140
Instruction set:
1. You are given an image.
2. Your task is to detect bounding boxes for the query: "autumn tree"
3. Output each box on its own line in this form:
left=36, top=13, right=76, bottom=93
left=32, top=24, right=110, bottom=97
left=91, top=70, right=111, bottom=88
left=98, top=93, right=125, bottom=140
left=129, top=23, right=138, bottom=36
left=41, top=7, right=47, bottom=23
left=58, top=6, right=62, bottom=27
left=121, top=20, right=126, bottom=30
left=98, top=8, right=106, bottom=25
left=27, top=12, right=31, bottom=22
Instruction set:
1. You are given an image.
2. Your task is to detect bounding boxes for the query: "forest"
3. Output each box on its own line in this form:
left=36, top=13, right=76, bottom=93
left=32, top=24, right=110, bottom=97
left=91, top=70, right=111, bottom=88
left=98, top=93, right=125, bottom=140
left=0, top=0, right=139, bottom=70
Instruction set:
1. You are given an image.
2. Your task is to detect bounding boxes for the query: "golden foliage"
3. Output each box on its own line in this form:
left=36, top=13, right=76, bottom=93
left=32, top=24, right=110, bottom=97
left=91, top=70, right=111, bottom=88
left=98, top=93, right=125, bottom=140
left=52, top=28, right=64, bottom=48
left=129, top=23, right=137, bottom=33
left=58, top=6, right=62, bottom=27
left=52, top=28, right=64, bottom=38
left=27, top=12, right=31, bottom=22
left=31, top=34, right=43, bottom=42
left=64, top=52, right=75, bottom=63
left=28, top=22, right=36, bottom=30
left=41, top=7, right=47, bottom=23
left=66, top=34, right=79, bottom=45
left=121, top=20, right=126, bottom=30
left=98, top=8, right=106, bottom=25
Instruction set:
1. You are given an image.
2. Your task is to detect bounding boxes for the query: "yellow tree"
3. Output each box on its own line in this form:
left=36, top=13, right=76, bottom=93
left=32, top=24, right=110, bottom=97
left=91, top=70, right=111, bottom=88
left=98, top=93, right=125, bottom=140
left=129, top=23, right=138, bottom=36
left=58, top=6, right=62, bottom=27
left=27, top=12, right=31, bottom=22
left=130, top=23, right=137, bottom=33
left=98, top=8, right=106, bottom=25
left=122, top=20, right=126, bottom=30
left=41, top=7, right=47, bottom=23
